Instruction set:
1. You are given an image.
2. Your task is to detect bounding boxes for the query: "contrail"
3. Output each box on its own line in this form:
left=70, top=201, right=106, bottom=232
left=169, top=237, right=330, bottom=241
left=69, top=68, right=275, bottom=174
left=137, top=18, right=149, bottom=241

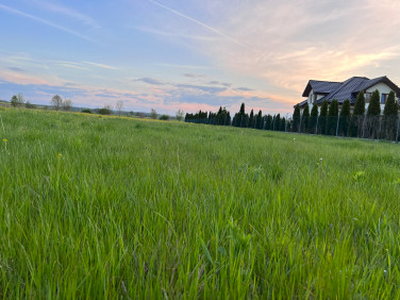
left=0, top=4, right=98, bottom=44
left=148, top=0, right=251, bottom=49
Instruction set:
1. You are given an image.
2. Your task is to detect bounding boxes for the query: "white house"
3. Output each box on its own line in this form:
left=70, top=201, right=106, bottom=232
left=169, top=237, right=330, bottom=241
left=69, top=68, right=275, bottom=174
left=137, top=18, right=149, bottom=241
left=296, top=76, right=400, bottom=113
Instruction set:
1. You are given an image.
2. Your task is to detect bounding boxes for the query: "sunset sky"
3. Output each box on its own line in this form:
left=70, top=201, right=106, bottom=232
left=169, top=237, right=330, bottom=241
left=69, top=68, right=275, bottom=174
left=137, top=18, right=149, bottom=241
left=1, top=0, right=400, bottom=115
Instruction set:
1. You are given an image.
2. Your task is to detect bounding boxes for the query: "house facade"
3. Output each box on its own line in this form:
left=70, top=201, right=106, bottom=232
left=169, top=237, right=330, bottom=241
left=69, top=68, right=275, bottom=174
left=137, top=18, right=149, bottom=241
left=296, top=76, right=400, bottom=113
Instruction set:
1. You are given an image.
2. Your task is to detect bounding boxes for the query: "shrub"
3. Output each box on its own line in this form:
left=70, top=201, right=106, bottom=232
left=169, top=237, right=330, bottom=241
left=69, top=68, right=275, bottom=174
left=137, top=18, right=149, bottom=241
left=159, top=114, right=170, bottom=121
left=81, top=109, right=92, bottom=114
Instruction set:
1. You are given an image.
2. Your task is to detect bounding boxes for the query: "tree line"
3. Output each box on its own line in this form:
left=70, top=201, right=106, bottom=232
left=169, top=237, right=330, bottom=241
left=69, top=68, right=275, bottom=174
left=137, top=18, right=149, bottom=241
left=185, top=90, right=400, bottom=141
left=293, top=90, right=399, bottom=140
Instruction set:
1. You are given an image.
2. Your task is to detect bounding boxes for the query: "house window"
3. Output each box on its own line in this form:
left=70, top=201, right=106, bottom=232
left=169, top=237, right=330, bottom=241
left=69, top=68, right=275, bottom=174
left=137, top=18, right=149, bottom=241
left=365, top=92, right=372, bottom=103
left=381, top=93, right=389, bottom=104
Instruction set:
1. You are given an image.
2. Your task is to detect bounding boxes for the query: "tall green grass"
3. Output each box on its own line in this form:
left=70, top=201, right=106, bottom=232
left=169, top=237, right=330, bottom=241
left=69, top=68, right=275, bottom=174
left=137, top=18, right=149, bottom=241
left=1, top=108, right=400, bottom=298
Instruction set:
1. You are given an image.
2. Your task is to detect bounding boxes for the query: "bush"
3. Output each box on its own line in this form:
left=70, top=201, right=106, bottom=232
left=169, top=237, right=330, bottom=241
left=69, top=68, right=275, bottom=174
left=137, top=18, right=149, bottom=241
left=81, top=109, right=92, bottom=114
left=159, top=114, right=170, bottom=121
left=98, top=108, right=111, bottom=115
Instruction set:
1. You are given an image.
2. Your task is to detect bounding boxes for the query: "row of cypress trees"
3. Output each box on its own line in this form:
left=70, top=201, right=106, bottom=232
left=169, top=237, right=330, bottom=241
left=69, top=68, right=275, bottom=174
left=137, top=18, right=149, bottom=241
left=293, top=90, right=399, bottom=140
left=185, top=104, right=287, bottom=132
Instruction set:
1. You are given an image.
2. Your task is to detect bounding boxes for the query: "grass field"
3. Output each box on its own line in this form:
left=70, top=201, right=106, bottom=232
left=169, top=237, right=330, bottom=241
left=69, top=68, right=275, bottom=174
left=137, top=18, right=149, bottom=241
left=1, top=107, right=400, bottom=298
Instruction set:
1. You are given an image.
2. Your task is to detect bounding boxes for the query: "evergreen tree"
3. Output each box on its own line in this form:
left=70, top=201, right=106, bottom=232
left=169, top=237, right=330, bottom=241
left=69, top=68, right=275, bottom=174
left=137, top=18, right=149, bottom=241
left=249, top=109, right=254, bottom=128
left=318, top=100, right=328, bottom=135
left=275, top=114, right=281, bottom=131
left=301, top=104, right=309, bottom=133
left=280, top=117, right=286, bottom=131
left=327, top=100, right=339, bottom=135
left=310, top=104, right=319, bottom=134
left=382, top=91, right=398, bottom=140
left=265, top=115, right=272, bottom=130
left=293, top=105, right=301, bottom=132
left=256, top=110, right=263, bottom=129
left=366, top=90, right=381, bottom=138
left=349, top=91, right=366, bottom=137
left=339, top=99, right=351, bottom=136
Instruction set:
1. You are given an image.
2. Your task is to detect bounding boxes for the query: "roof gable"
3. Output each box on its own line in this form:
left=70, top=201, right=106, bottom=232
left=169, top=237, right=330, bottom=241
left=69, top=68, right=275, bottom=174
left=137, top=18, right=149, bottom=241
left=302, top=80, right=341, bottom=97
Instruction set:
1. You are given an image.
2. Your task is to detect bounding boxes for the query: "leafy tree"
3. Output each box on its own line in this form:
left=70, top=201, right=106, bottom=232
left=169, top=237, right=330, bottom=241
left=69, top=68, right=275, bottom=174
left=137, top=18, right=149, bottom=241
left=382, top=91, right=398, bottom=140
left=301, top=104, right=309, bottom=133
left=293, top=105, right=301, bottom=132
left=338, top=99, right=351, bottom=136
left=150, top=109, right=157, bottom=119
left=327, top=100, right=338, bottom=136
left=51, top=94, right=63, bottom=110
left=98, top=107, right=111, bottom=115
left=159, top=114, right=170, bottom=120
left=116, top=101, right=124, bottom=116
left=10, top=93, right=25, bottom=107
left=176, top=109, right=184, bottom=121
left=62, top=99, right=73, bottom=111
left=25, top=101, right=36, bottom=109
left=318, top=100, right=328, bottom=135
left=310, top=104, right=319, bottom=134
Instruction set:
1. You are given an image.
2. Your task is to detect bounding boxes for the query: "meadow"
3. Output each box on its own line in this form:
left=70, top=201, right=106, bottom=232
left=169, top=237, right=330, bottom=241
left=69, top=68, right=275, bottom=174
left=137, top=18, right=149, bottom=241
left=1, top=107, right=400, bottom=298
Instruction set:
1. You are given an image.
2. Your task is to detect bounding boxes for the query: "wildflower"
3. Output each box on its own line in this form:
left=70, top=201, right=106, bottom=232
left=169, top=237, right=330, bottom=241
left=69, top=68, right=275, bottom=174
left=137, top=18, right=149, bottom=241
left=57, top=153, right=62, bottom=158
left=2, top=139, right=7, bottom=142
left=320, top=157, right=323, bottom=162
left=293, top=138, right=296, bottom=141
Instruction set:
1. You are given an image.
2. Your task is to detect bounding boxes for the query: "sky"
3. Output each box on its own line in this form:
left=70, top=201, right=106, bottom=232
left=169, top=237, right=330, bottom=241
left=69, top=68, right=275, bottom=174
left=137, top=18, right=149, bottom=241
left=1, top=0, right=400, bottom=116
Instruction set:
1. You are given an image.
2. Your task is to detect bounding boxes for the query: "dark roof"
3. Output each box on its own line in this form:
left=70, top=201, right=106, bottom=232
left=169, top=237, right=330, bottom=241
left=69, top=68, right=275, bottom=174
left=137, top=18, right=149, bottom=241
left=302, top=80, right=341, bottom=97
left=297, top=76, right=400, bottom=107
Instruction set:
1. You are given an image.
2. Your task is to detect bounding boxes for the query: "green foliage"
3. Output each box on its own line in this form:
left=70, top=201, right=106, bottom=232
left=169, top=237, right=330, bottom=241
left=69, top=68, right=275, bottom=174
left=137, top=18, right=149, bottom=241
left=81, top=109, right=92, bottom=114
left=353, top=91, right=365, bottom=116
left=367, top=90, right=381, bottom=116
left=310, top=104, right=319, bottom=134
left=318, top=100, right=328, bottom=135
left=98, top=107, right=111, bottom=115
left=1, top=108, right=400, bottom=298
left=293, top=105, right=301, bottom=132
left=248, top=109, right=254, bottom=128
left=10, top=93, right=25, bottom=107
left=302, top=104, right=309, bottom=133
left=25, top=101, right=36, bottom=109
left=256, top=110, right=263, bottom=129
left=327, top=100, right=339, bottom=136
left=51, top=94, right=63, bottom=111
left=339, top=99, right=351, bottom=136
left=159, top=114, right=170, bottom=120
left=382, top=91, right=398, bottom=140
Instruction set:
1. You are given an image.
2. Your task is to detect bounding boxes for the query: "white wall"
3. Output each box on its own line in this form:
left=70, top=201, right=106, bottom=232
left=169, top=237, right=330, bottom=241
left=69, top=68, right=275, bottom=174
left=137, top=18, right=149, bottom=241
left=365, top=82, right=398, bottom=112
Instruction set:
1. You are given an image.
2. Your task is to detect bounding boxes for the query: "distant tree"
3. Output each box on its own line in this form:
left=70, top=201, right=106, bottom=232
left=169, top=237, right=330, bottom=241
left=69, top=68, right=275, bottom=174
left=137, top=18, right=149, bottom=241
left=150, top=109, right=157, bottom=119
left=62, top=99, right=73, bottom=111
left=338, top=99, right=351, bottom=136
left=310, top=104, right=319, bottom=134
left=366, top=90, right=381, bottom=138
left=301, top=103, right=309, bottom=133
left=280, top=117, right=286, bottom=131
left=116, top=101, right=124, bottom=116
left=256, top=110, right=263, bottom=129
left=159, top=114, right=170, bottom=120
left=98, top=106, right=111, bottom=115
left=293, top=105, right=301, bottom=132
left=51, top=95, right=63, bottom=110
left=248, top=109, right=254, bottom=128
left=176, top=109, right=184, bottom=121
left=25, top=101, right=36, bottom=109
left=318, top=100, right=328, bottom=135
left=81, top=108, right=92, bottom=114
left=265, top=114, right=272, bottom=130
left=327, top=99, right=339, bottom=135
left=11, top=93, right=25, bottom=107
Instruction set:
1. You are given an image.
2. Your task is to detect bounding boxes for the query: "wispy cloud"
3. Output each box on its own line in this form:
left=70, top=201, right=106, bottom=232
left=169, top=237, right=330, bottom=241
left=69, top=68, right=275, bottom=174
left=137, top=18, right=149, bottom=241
left=83, top=61, right=119, bottom=70
left=148, top=0, right=251, bottom=49
left=0, top=4, right=98, bottom=43
left=134, top=78, right=167, bottom=85
left=31, top=0, right=100, bottom=30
